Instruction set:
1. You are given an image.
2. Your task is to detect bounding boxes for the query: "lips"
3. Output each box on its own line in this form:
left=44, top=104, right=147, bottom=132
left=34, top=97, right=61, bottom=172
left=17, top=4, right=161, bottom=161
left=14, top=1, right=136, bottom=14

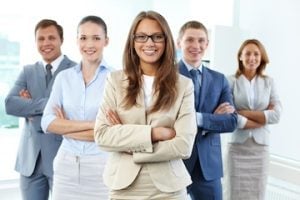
left=42, top=48, right=53, bottom=53
left=143, top=49, right=156, bottom=56
left=84, top=50, right=96, bottom=55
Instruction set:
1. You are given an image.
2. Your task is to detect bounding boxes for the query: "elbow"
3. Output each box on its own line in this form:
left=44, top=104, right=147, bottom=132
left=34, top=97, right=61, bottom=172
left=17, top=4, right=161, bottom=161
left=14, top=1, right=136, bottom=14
left=227, top=113, right=238, bottom=132
left=269, top=113, right=281, bottom=124
left=94, top=127, right=106, bottom=147
left=177, top=135, right=195, bottom=159
left=4, top=98, right=15, bottom=115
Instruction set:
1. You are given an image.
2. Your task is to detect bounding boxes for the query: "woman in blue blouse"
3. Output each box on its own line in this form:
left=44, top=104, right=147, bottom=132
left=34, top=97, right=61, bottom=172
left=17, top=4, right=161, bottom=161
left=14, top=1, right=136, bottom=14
left=41, top=16, right=111, bottom=200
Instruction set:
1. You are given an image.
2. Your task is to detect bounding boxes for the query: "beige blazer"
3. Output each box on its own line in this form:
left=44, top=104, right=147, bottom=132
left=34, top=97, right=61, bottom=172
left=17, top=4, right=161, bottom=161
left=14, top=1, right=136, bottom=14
left=94, top=70, right=197, bottom=192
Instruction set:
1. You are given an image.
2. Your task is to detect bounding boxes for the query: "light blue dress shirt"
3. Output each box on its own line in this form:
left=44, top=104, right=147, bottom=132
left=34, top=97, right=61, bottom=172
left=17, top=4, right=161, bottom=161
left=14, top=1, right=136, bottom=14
left=41, top=60, right=111, bottom=155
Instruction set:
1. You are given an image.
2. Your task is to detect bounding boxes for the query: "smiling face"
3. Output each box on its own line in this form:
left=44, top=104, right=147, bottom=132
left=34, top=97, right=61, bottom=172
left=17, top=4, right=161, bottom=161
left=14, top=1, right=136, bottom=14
left=77, top=21, right=108, bottom=64
left=177, top=28, right=208, bottom=67
left=36, top=25, right=62, bottom=63
left=240, top=43, right=262, bottom=73
left=134, top=18, right=165, bottom=75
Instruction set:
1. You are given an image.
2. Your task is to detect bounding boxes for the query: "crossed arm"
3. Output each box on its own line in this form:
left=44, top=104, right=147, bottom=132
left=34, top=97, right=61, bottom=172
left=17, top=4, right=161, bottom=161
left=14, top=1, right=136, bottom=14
left=46, top=107, right=95, bottom=141
left=238, top=103, right=274, bottom=129
left=105, top=109, right=175, bottom=143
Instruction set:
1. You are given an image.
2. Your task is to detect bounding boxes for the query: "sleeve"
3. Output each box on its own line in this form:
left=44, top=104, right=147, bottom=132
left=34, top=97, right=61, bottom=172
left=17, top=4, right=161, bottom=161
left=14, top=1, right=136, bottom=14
left=132, top=79, right=197, bottom=163
left=264, top=77, right=282, bottom=124
left=237, top=114, right=247, bottom=128
left=202, top=75, right=238, bottom=133
left=41, top=73, right=63, bottom=133
left=94, top=73, right=153, bottom=153
left=5, top=67, right=48, bottom=118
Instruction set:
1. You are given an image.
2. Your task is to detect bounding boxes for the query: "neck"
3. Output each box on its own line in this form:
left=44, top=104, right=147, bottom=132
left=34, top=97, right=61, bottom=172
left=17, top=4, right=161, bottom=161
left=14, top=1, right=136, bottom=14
left=140, top=63, right=157, bottom=76
left=81, top=60, right=100, bottom=84
left=184, top=59, right=202, bottom=69
left=244, top=70, right=256, bottom=81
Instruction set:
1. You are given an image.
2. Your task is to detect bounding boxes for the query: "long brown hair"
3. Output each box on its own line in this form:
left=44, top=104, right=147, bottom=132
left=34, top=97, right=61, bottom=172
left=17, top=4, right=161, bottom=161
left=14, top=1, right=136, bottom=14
left=236, top=39, right=269, bottom=77
left=122, top=10, right=178, bottom=113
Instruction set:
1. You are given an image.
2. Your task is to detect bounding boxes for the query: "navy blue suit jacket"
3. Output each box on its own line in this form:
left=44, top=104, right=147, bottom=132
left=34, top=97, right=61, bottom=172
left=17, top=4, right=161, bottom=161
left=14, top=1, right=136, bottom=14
left=179, top=60, right=237, bottom=181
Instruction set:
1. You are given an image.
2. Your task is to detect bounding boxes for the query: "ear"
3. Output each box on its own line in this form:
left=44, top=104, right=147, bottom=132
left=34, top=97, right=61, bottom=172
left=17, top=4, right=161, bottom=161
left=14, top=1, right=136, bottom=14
left=105, top=37, right=109, bottom=46
left=176, top=39, right=181, bottom=49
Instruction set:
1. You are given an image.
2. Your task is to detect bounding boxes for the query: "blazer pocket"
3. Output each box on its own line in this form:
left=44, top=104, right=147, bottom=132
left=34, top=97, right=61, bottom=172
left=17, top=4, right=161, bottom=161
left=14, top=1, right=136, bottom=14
left=170, top=159, right=186, bottom=177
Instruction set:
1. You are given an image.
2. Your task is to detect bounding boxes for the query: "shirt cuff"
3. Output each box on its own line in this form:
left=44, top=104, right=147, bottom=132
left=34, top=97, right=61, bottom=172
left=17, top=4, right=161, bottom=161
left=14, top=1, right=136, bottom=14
left=196, top=112, right=203, bottom=127
left=263, top=110, right=269, bottom=123
left=237, top=114, right=247, bottom=129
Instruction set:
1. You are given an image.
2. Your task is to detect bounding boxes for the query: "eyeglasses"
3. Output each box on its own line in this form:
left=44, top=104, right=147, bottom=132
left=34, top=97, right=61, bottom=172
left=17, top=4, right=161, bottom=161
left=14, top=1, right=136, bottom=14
left=133, top=33, right=165, bottom=43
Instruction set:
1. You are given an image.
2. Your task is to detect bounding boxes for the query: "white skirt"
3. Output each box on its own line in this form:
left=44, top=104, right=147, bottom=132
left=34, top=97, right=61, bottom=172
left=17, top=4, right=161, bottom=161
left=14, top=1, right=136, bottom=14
left=110, top=166, right=188, bottom=200
left=228, top=137, right=269, bottom=200
left=52, top=150, right=109, bottom=200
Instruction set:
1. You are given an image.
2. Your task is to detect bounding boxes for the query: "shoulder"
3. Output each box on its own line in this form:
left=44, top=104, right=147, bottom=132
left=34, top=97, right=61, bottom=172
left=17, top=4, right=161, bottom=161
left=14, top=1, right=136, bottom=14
left=56, top=64, right=78, bottom=80
left=204, top=66, right=225, bottom=78
left=178, top=74, right=193, bottom=91
left=106, top=70, right=127, bottom=85
left=62, top=55, right=77, bottom=66
left=227, top=74, right=236, bottom=83
left=258, top=75, right=274, bottom=86
left=23, top=61, right=40, bottom=69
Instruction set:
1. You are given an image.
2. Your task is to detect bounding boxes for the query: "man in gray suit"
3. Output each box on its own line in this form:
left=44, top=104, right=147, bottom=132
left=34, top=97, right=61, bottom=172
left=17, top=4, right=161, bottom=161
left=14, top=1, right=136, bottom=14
left=5, top=19, right=76, bottom=200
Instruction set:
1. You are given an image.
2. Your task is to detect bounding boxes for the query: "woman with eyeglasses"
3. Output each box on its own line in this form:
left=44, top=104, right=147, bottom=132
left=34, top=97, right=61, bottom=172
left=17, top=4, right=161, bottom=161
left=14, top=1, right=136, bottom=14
left=94, top=10, right=197, bottom=200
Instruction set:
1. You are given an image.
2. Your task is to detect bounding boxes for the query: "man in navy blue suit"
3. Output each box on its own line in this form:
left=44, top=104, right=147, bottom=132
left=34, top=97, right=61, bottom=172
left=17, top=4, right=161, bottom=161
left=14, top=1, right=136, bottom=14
left=177, top=21, right=237, bottom=200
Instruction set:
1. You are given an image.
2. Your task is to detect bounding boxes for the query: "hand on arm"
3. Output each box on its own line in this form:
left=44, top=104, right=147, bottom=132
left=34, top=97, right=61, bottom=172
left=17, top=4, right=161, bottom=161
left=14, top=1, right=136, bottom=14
left=47, top=107, right=95, bottom=141
left=19, top=89, right=32, bottom=99
left=105, top=108, right=175, bottom=152
left=106, top=109, right=122, bottom=125
left=151, top=127, right=176, bottom=143
left=214, top=102, right=235, bottom=114
left=238, top=109, right=266, bottom=125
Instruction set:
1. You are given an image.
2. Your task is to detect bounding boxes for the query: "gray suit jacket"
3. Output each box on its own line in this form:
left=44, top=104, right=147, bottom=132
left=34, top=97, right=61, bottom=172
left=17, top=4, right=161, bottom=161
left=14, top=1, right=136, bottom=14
left=227, top=75, right=282, bottom=145
left=5, top=55, right=76, bottom=177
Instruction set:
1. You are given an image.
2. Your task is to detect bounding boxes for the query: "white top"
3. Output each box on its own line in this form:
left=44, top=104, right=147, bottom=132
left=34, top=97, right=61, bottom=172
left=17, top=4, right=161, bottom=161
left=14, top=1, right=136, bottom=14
left=143, top=74, right=154, bottom=108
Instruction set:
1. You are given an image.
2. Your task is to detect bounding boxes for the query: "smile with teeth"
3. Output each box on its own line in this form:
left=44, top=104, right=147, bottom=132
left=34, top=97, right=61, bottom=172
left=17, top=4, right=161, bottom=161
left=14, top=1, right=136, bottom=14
left=143, top=49, right=156, bottom=56
left=85, top=50, right=96, bottom=55
left=43, top=48, right=52, bottom=53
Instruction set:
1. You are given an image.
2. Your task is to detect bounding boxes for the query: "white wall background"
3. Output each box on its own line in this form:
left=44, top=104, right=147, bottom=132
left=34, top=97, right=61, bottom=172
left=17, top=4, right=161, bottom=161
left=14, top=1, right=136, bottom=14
left=1, top=0, right=299, bottom=184
left=210, top=0, right=300, bottom=162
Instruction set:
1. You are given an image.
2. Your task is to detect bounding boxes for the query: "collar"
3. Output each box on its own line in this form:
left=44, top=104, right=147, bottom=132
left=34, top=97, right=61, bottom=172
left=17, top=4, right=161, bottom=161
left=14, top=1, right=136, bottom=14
left=42, top=54, right=64, bottom=73
left=75, top=59, right=110, bottom=74
left=182, top=59, right=203, bottom=73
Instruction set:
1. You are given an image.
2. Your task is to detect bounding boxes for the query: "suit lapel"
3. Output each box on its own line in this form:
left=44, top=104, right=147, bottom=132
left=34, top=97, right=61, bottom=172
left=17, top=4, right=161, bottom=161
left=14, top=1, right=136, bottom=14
left=178, top=60, right=191, bottom=78
left=236, top=75, right=251, bottom=109
left=35, top=62, right=47, bottom=89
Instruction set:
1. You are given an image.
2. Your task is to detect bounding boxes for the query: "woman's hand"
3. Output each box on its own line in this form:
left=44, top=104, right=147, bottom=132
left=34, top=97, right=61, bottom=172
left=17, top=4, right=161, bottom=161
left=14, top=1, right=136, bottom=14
left=151, top=127, right=176, bottom=142
left=106, top=109, right=122, bottom=126
left=54, top=106, right=66, bottom=119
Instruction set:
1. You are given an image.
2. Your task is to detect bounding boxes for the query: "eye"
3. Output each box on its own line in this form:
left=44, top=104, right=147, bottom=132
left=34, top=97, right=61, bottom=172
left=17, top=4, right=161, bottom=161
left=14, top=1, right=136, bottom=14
left=94, top=36, right=101, bottom=41
left=37, top=37, right=44, bottom=41
left=49, top=36, right=56, bottom=41
left=135, top=34, right=147, bottom=41
left=79, top=36, right=86, bottom=41
left=186, top=37, right=194, bottom=43
left=152, top=34, right=164, bottom=41
left=198, top=38, right=206, bottom=44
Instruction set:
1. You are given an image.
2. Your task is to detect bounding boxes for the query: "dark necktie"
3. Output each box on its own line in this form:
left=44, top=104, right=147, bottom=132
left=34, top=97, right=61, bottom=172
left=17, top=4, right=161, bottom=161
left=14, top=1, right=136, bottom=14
left=190, top=69, right=201, bottom=108
left=46, top=64, right=53, bottom=87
